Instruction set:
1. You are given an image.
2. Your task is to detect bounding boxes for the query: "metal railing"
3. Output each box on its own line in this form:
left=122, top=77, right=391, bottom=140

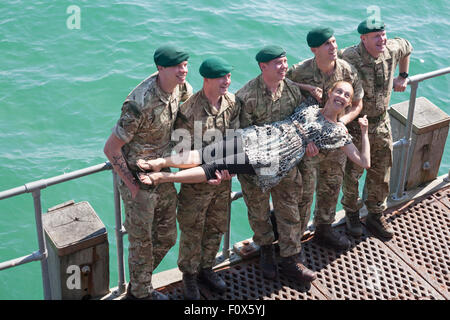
left=391, top=66, right=450, bottom=200
left=0, top=67, right=449, bottom=299
left=0, top=162, right=112, bottom=299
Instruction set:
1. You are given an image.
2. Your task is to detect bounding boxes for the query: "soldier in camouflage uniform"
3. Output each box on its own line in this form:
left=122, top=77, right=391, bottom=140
left=237, top=45, right=316, bottom=283
left=103, top=45, right=193, bottom=300
left=286, top=27, right=364, bottom=249
left=340, top=19, right=413, bottom=238
left=175, top=57, right=240, bottom=300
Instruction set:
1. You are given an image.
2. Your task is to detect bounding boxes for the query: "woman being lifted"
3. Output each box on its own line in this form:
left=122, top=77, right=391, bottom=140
left=136, top=81, right=370, bottom=191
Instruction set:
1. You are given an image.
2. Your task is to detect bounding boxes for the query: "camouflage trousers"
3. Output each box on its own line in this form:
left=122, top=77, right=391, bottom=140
left=118, top=179, right=177, bottom=299
left=298, top=148, right=346, bottom=228
left=238, top=167, right=302, bottom=258
left=177, top=181, right=231, bottom=274
left=341, top=118, right=393, bottom=214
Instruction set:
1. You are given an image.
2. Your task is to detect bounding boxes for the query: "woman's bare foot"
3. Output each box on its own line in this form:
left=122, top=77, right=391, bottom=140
left=136, top=158, right=164, bottom=172
left=137, top=172, right=163, bottom=186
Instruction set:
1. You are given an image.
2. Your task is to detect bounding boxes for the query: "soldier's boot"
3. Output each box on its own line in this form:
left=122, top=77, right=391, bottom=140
left=182, top=273, right=200, bottom=300
left=198, top=268, right=227, bottom=294
left=314, top=224, right=351, bottom=251
left=280, top=254, right=317, bottom=283
left=345, top=210, right=363, bottom=237
left=259, top=244, right=277, bottom=280
left=125, top=283, right=169, bottom=300
left=366, top=212, right=394, bottom=239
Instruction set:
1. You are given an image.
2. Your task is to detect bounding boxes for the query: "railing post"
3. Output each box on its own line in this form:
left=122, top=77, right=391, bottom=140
left=392, top=81, right=419, bottom=201
left=32, top=189, right=52, bottom=300
left=113, top=172, right=126, bottom=294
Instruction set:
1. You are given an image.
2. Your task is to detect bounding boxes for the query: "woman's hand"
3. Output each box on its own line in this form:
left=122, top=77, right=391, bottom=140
left=358, top=115, right=368, bottom=133
left=307, top=85, right=323, bottom=103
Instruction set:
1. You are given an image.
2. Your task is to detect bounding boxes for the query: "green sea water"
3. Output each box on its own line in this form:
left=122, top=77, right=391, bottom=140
left=0, top=0, right=449, bottom=300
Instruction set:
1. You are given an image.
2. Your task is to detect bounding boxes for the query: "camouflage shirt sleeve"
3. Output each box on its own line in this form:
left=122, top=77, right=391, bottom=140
left=179, top=81, right=194, bottom=103
left=112, top=100, right=145, bottom=143
left=349, top=63, right=364, bottom=101
left=391, top=37, right=413, bottom=60
left=174, top=94, right=195, bottom=132
left=229, top=96, right=241, bottom=130
left=236, top=90, right=254, bottom=129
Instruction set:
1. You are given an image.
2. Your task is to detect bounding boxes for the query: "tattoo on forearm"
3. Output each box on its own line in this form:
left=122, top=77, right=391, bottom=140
left=111, top=155, right=138, bottom=186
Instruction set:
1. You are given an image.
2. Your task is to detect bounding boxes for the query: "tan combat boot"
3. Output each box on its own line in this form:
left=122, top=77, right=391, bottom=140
left=366, top=212, right=394, bottom=239
left=280, top=254, right=317, bottom=283
left=314, top=224, right=351, bottom=250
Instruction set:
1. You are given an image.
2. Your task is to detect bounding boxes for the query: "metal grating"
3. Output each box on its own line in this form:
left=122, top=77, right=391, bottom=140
left=204, top=260, right=328, bottom=300
left=302, top=225, right=444, bottom=300
left=156, top=186, right=449, bottom=300
left=378, top=188, right=450, bottom=299
left=432, top=185, right=450, bottom=209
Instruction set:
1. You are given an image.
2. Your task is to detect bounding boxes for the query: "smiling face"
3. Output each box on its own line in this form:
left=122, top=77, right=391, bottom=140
left=159, top=60, right=188, bottom=85
left=260, top=56, right=288, bottom=82
left=326, top=81, right=354, bottom=112
left=205, top=73, right=231, bottom=96
left=361, top=30, right=387, bottom=57
left=311, top=36, right=338, bottom=62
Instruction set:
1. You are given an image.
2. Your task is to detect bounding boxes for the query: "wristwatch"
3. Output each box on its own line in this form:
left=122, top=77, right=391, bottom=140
left=399, top=72, right=409, bottom=79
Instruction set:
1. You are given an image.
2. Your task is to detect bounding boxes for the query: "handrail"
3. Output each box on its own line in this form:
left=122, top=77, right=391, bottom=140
left=391, top=66, right=450, bottom=200
left=0, top=162, right=113, bottom=300
left=0, top=67, right=448, bottom=299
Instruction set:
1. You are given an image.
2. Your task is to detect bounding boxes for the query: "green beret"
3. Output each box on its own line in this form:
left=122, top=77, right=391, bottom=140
left=199, top=57, right=233, bottom=79
left=154, top=45, right=189, bottom=67
left=255, top=45, right=286, bottom=63
left=357, top=19, right=385, bottom=34
left=307, top=27, right=334, bottom=48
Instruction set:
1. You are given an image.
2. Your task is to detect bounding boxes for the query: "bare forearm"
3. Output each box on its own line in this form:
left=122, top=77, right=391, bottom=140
left=104, top=134, right=138, bottom=192
left=360, top=131, right=371, bottom=169
left=110, top=153, right=138, bottom=188
left=399, top=55, right=410, bottom=74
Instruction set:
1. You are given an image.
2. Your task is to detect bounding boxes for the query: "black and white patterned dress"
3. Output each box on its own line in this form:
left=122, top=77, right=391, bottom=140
left=241, top=97, right=353, bottom=191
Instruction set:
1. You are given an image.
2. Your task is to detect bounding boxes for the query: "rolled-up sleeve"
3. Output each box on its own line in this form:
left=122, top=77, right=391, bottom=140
left=112, top=100, right=143, bottom=143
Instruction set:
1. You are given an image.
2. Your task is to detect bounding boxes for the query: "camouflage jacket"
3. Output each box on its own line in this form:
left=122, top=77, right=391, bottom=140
left=340, top=38, right=413, bottom=118
left=113, top=73, right=193, bottom=170
left=174, top=90, right=241, bottom=150
left=237, top=74, right=303, bottom=128
left=286, top=57, right=364, bottom=106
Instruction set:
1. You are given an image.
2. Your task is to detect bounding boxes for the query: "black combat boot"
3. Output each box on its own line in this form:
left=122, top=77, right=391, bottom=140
left=259, top=244, right=277, bottom=280
left=125, top=283, right=169, bottom=300
left=314, top=224, right=351, bottom=250
left=345, top=210, right=363, bottom=237
left=182, top=273, right=200, bottom=300
left=366, top=212, right=394, bottom=239
left=280, top=254, right=317, bottom=283
left=198, top=268, right=227, bottom=294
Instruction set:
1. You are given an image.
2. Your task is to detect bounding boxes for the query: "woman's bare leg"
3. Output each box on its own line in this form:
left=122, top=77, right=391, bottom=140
left=138, top=166, right=208, bottom=185
left=137, top=150, right=202, bottom=172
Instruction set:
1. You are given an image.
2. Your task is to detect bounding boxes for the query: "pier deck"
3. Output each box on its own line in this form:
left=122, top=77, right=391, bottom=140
left=153, top=185, right=449, bottom=300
